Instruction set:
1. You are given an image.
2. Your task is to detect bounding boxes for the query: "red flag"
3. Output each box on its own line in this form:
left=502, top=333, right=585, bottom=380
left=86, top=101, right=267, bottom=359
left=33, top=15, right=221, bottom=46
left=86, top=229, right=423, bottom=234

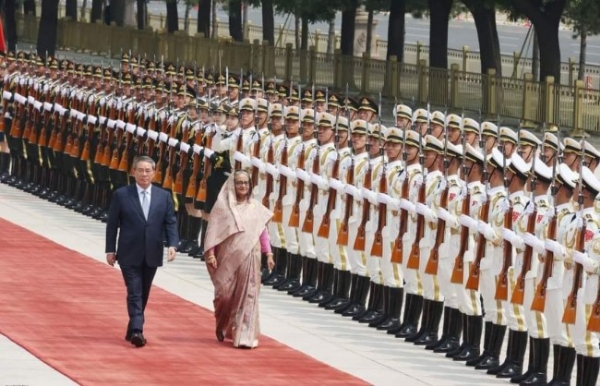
left=0, top=16, right=6, bottom=53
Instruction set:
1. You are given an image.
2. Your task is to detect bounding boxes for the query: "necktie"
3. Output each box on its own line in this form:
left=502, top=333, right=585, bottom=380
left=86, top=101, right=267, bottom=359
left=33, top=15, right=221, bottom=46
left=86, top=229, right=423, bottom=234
left=141, top=190, right=149, bottom=220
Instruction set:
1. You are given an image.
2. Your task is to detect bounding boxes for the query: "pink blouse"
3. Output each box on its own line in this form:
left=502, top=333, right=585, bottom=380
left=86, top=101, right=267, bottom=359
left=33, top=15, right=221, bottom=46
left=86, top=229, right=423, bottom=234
left=206, top=229, right=271, bottom=256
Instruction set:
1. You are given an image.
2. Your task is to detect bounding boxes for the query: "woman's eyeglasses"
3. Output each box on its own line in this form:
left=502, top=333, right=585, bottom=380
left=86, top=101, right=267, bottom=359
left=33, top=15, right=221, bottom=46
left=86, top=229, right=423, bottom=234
left=235, top=181, right=250, bottom=186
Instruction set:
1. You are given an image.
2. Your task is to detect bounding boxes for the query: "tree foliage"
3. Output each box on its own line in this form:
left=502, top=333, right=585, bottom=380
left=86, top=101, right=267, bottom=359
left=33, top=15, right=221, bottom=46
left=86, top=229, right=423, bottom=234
left=563, top=0, right=600, bottom=38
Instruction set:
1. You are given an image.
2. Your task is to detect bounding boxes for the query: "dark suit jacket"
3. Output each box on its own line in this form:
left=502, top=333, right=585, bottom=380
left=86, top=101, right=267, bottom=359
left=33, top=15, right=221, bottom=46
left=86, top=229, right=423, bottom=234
left=105, top=184, right=179, bottom=267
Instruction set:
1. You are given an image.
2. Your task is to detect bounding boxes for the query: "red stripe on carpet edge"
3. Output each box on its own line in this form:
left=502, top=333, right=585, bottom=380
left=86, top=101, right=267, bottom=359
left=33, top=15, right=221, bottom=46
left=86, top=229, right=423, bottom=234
left=0, top=217, right=365, bottom=385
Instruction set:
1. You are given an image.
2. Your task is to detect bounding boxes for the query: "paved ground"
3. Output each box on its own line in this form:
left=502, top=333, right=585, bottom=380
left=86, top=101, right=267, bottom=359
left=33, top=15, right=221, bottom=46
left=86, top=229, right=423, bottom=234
left=0, top=182, right=518, bottom=386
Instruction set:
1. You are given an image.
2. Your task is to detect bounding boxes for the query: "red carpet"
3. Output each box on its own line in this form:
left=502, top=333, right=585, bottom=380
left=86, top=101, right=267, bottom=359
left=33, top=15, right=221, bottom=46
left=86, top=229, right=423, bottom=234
left=0, top=218, right=365, bottom=385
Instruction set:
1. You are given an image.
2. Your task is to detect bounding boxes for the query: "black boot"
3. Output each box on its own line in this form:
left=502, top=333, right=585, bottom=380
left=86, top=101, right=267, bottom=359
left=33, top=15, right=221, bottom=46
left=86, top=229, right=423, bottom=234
left=265, top=248, right=288, bottom=287
left=518, top=337, right=549, bottom=385
left=454, top=315, right=482, bottom=362
left=308, top=263, right=334, bottom=304
left=406, top=299, right=430, bottom=342
left=580, top=356, right=600, bottom=386
left=465, top=321, right=493, bottom=366
left=359, top=283, right=384, bottom=324
left=475, top=324, right=506, bottom=370
left=344, top=275, right=371, bottom=318
left=186, top=217, right=203, bottom=256
left=274, top=252, right=297, bottom=290
left=317, top=268, right=338, bottom=307
left=352, top=281, right=376, bottom=320
left=427, top=306, right=451, bottom=351
left=326, top=270, right=352, bottom=311
left=446, top=312, right=468, bottom=358
left=435, top=308, right=462, bottom=353
left=377, top=287, right=404, bottom=332
left=293, top=257, right=318, bottom=297
left=278, top=253, right=303, bottom=292
left=262, top=246, right=277, bottom=283
left=396, top=294, right=423, bottom=338
left=415, top=300, right=444, bottom=346
left=493, top=330, right=527, bottom=378
left=0, top=152, right=11, bottom=181
left=511, top=337, right=536, bottom=384
left=368, top=285, right=391, bottom=328
left=336, top=273, right=358, bottom=314
left=548, top=345, right=575, bottom=386
left=388, top=292, right=413, bottom=335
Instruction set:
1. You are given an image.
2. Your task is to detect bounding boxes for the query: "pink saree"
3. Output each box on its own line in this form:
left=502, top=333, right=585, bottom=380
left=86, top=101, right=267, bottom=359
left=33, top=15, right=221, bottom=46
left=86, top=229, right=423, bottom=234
left=204, top=174, right=273, bottom=348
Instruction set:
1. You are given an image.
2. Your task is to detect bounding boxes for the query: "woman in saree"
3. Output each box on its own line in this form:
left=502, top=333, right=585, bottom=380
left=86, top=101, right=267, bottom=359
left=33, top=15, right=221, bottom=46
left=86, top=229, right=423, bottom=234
left=204, top=170, right=274, bottom=348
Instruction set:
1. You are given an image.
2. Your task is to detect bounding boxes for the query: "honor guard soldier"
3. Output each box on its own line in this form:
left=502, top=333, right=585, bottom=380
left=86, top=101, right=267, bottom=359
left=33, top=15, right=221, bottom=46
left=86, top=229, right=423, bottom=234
left=448, top=143, right=485, bottom=362
left=300, top=88, right=313, bottom=109
left=413, top=108, right=430, bottom=136
left=342, top=96, right=359, bottom=121
left=466, top=147, right=509, bottom=370
left=304, top=112, right=338, bottom=305
left=356, top=123, right=386, bottom=323
left=434, top=141, right=465, bottom=353
left=274, top=105, right=303, bottom=293
left=250, top=79, right=263, bottom=99
left=567, top=166, right=600, bottom=386
left=413, top=135, right=445, bottom=345
left=339, top=119, right=371, bottom=317
left=263, top=103, right=288, bottom=287
left=429, top=111, right=445, bottom=140
left=264, top=80, right=277, bottom=103
left=542, top=130, right=562, bottom=168
left=370, top=126, right=404, bottom=331
left=250, top=98, right=270, bottom=201
left=313, top=89, right=326, bottom=113
left=499, top=127, right=519, bottom=159
left=322, top=115, right=353, bottom=311
left=291, top=108, right=319, bottom=299
left=327, top=93, right=340, bottom=116
left=563, top=137, right=583, bottom=172
left=489, top=152, right=531, bottom=379
left=395, top=129, right=425, bottom=339
left=480, top=121, right=498, bottom=154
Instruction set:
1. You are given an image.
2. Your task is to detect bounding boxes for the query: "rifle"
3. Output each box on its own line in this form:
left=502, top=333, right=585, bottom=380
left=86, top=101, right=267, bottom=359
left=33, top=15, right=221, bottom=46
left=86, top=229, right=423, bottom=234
left=337, top=152, right=354, bottom=246
left=531, top=129, right=560, bottom=312
left=317, top=149, right=339, bottom=238
left=272, top=139, right=288, bottom=223
left=262, top=137, right=275, bottom=209
left=563, top=139, right=586, bottom=324
left=195, top=124, right=214, bottom=203
left=451, top=115, right=469, bottom=284
left=289, top=142, right=306, bottom=228
left=354, top=157, right=372, bottom=251
left=174, top=119, right=192, bottom=195
left=511, top=155, right=538, bottom=305
left=407, top=111, right=427, bottom=270
left=465, top=128, right=491, bottom=291
left=162, top=113, right=178, bottom=191
left=391, top=124, right=410, bottom=264
left=302, top=146, right=320, bottom=233
left=185, top=123, right=203, bottom=202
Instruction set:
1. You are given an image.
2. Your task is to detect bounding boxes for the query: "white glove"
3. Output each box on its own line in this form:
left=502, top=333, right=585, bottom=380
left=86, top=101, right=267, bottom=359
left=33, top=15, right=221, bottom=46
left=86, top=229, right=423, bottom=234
left=179, top=142, right=190, bottom=153
left=33, top=101, right=42, bottom=111
left=459, top=214, right=478, bottom=229
left=167, top=138, right=179, bottom=148
left=310, top=174, right=327, bottom=190
left=233, top=151, right=250, bottom=165
left=279, top=165, right=296, bottom=180
left=147, top=130, right=159, bottom=141
left=437, top=207, right=452, bottom=223
left=107, top=119, right=117, bottom=129
left=523, top=233, right=545, bottom=255
left=252, top=158, right=265, bottom=172
left=158, top=132, right=169, bottom=143
left=329, top=178, right=344, bottom=192
left=377, top=192, right=392, bottom=205
left=344, top=184, right=361, bottom=199
left=265, top=163, right=280, bottom=178
left=545, top=239, right=565, bottom=259
left=399, top=198, right=416, bottom=214
left=136, top=127, right=146, bottom=137
left=192, top=144, right=203, bottom=154
left=296, top=169, right=310, bottom=183
left=43, top=102, right=53, bottom=112
left=573, top=251, right=600, bottom=274
left=87, top=116, right=98, bottom=126
left=477, top=220, right=496, bottom=240
left=125, top=123, right=136, bottom=134
left=502, top=228, right=522, bottom=249
left=363, top=189, right=377, bottom=205
left=203, top=148, right=214, bottom=159
left=2, top=90, right=12, bottom=100
left=116, top=120, right=126, bottom=130
left=416, top=203, right=436, bottom=223
left=27, top=95, right=35, bottom=105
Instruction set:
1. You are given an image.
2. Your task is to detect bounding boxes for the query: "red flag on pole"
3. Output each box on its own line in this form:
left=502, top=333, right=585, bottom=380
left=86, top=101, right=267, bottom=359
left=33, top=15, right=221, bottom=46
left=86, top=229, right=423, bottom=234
left=0, top=15, right=6, bottom=53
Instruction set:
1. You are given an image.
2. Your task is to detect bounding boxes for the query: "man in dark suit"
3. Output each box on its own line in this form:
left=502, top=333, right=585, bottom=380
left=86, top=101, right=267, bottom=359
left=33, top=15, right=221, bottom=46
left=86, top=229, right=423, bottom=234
left=105, top=155, right=179, bottom=348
